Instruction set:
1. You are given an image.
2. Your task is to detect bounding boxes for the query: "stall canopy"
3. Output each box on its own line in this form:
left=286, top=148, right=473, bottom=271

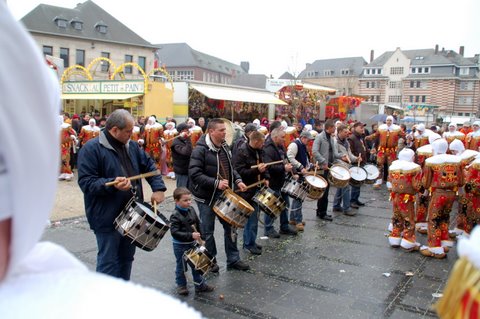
left=190, top=83, right=288, bottom=105
left=61, top=93, right=143, bottom=100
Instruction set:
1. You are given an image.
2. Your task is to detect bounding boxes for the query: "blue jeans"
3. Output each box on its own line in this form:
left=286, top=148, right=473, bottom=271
left=176, top=174, right=189, bottom=188
left=289, top=196, right=303, bottom=223
left=264, top=191, right=289, bottom=233
left=333, top=185, right=351, bottom=211
left=95, top=230, right=136, bottom=280
left=196, top=200, right=240, bottom=266
left=243, top=203, right=259, bottom=249
left=173, top=242, right=205, bottom=287
left=350, top=185, right=361, bottom=203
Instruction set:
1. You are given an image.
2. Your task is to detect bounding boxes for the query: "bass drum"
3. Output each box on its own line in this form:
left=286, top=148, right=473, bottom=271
left=221, top=118, right=244, bottom=148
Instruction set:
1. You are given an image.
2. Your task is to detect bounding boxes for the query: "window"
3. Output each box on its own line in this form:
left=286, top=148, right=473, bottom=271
left=409, top=96, right=414, bottom=103
left=366, top=81, right=376, bottom=89
left=60, top=48, right=69, bottom=68
left=324, top=70, right=333, bottom=76
left=422, top=96, right=426, bottom=103
left=390, top=67, right=404, bottom=75
left=411, top=68, right=416, bottom=74
left=76, top=49, right=85, bottom=66
left=174, top=70, right=194, bottom=80
left=366, top=69, right=370, bottom=75
left=138, top=56, right=146, bottom=73
left=372, top=69, right=376, bottom=75
left=389, top=81, right=401, bottom=89
left=101, top=52, right=110, bottom=72
left=388, top=96, right=402, bottom=103
left=459, top=97, right=473, bottom=105
left=458, top=113, right=464, bottom=116
left=54, top=16, right=67, bottom=28
left=465, top=113, right=471, bottom=116
left=415, top=96, right=420, bottom=102
left=43, top=46, right=53, bottom=56
left=377, top=69, right=382, bottom=75
left=95, top=21, right=108, bottom=34
left=460, top=81, right=474, bottom=90
left=70, top=18, right=83, bottom=31
left=124, top=55, right=133, bottom=73
left=411, top=67, right=430, bottom=74
left=410, top=81, right=421, bottom=88
left=459, top=67, right=469, bottom=76
left=424, top=67, right=429, bottom=73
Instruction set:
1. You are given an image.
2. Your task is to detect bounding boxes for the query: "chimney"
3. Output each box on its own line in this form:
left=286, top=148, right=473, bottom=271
left=435, top=44, right=439, bottom=54
left=370, top=50, right=374, bottom=62
left=459, top=46, right=465, bottom=56
left=240, top=61, right=250, bottom=73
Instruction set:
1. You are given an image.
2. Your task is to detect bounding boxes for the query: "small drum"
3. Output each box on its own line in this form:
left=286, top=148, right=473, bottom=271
left=183, top=243, right=215, bottom=276
left=213, top=188, right=254, bottom=228
left=253, top=187, right=287, bottom=219
left=349, top=166, right=368, bottom=187
left=363, top=164, right=380, bottom=184
left=327, top=164, right=351, bottom=188
left=281, top=175, right=309, bottom=201
left=304, top=174, right=328, bottom=199
left=115, top=198, right=170, bottom=252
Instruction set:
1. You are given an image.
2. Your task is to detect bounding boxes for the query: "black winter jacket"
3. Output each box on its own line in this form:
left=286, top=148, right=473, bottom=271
left=171, top=136, right=192, bottom=175
left=348, top=131, right=368, bottom=163
left=263, top=136, right=287, bottom=191
left=189, top=134, right=242, bottom=206
left=169, top=206, right=201, bottom=242
left=233, top=142, right=269, bottom=201
left=78, top=131, right=166, bottom=232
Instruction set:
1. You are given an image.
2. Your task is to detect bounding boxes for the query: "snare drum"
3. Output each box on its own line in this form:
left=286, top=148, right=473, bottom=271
left=183, top=243, right=215, bottom=276
left=349, top=166, right=368, bottom=187
left=281, top=176, right=309, bottom=201
left=363, top=164, right=380, bottom=184
left=213, top=188, right=254, bottom=228
left=304, top=174, right=328, bottom=199
left=327, top=164, right=351, bottom=188
left=253, top=187, right=287, bottom=219
left=115, top=198, right=170, bottom=252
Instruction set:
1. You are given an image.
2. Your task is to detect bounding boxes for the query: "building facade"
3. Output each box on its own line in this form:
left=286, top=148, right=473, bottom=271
left=21, top=1, right=158, bottom=80
left=153, top=43, right=247, bottom=84
left=359, top=46, right=480, bottom=121
left=297, top=57, right=367, bottom=96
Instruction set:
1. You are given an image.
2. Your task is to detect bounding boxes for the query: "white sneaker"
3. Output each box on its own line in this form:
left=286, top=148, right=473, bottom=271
left=58, top=173, right=66, bottom=180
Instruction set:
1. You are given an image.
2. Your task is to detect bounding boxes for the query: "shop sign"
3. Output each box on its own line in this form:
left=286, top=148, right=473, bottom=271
left=62, top=80, right=145, bottom=94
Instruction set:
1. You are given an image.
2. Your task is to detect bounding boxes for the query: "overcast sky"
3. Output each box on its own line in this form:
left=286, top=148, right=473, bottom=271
left=8, top=0, right=480, bottom=78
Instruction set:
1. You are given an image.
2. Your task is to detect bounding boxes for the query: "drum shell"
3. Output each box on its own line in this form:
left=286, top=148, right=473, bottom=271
left=362, top=164, right=380, bottom=184
left=304, top=174, right=328, bottom=199
left=327, top=164, right=351, bottom=188
left=212, top=189, right=254, bottom=228
left=184, top=244, right=215, bottom=276
left=115, top=199, right=170, bottom=252
left=281, top=176, right=309, bottom=201
left=349, top=166, right=367, bottom=187
left=253, top=187, right=286, bottom=219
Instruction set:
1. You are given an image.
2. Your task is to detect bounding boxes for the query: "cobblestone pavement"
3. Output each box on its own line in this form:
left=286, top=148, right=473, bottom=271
left=45, top=179, right=454, bottom=318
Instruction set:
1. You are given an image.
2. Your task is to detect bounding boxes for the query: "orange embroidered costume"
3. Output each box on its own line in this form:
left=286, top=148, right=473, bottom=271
left=388, top=148, right=422, bottom=250
left=420, top=138, right=463, bottom=259
left=59, top=118, right=78, bottom=181
left=144, top=116, right=164, bottom=170
left=78, top=119, right=100, bottom=146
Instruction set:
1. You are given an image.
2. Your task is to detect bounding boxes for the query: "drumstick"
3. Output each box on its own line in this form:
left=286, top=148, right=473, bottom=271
left=153, top=201, right=157, bottom=216
left=105, top=170, right=161, bottom=186
left=251, top=160, right=283, bottom=169
left=243, top=179, right=266, bottom=190
left=163, top=133, right=188, bottom=143
left=314, top=161, right=318, bottom=177
left=191, top=225, right=205, bottom=246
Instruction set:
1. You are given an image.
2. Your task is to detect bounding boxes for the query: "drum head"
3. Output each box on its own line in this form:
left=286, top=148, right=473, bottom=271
left=136, top=202, right=169, bottom=225
left=305, top=175, right=328, bottom=188
left=349, top=167, right=367, bottom=181
left=330, top=165, right=350, bottom=180
left=363, top=164, right=380, bottom=180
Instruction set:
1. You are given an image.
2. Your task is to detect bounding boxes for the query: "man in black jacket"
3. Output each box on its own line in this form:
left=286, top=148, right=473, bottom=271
left=263, top=128, right=296, bottom=237
left=78, top=109, right=166, bottom=280
left=171, top=123, right=192, bottom=188
left=348, top=122, right=368, bottom=207
left=189, top=119, right=249, bottom=272
left=234, top=131, right=269, bottom=255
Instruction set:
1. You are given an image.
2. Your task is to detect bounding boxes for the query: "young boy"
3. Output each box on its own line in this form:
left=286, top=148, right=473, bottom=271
left=170, top=187, right=214, bottom=296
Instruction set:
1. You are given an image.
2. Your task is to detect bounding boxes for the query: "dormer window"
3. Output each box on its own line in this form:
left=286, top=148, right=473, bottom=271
left=70, top=18, right=83, bottom=31
left=95, top=21, right=108, bottom=34
left=53, top=16, right=68, bottom=28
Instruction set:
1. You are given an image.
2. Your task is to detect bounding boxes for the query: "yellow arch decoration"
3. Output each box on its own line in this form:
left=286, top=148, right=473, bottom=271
left=147, top=67, right=175, bottom=91
left=87, top=57, right=117, bottom=76
left=60, top=65, right=92, bottom=84
left=111, top=62, right=148, bottom=89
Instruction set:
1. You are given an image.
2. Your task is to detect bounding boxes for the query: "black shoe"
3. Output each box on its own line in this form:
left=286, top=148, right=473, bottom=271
left=227, top=260, right=250, bottom=271
left=319, top=214, right=333, bottom=221
left=245, top=246, right=262, bottom=255
left=265, top=230, right=280, bottom=238
left=279, top=227, right=298, bottom=236
left=350, top=202, right=360, bottom=209
left=255, top=243, right=263, bottom=249
left=210, top=263, right=220, bottom=273
left=195, top=284, right=215, bottom=293
left=332, top=207, right=343, bottom=213
left=356, top=201, right=366, bottom=206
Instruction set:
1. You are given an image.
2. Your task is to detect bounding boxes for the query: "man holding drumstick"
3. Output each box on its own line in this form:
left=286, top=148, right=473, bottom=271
left=78, top=109, right=166, bottom=280
left=189, top=118, right=249, bottom=272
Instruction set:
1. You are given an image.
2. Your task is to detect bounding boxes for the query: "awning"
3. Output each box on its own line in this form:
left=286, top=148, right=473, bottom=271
left=61, top=93, right=143, bottom=100
left=190, top=83, right=287, bottom=105
left=384, top=104, right=404, bottom=111
left=301, top=82, right=337, bottom=93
